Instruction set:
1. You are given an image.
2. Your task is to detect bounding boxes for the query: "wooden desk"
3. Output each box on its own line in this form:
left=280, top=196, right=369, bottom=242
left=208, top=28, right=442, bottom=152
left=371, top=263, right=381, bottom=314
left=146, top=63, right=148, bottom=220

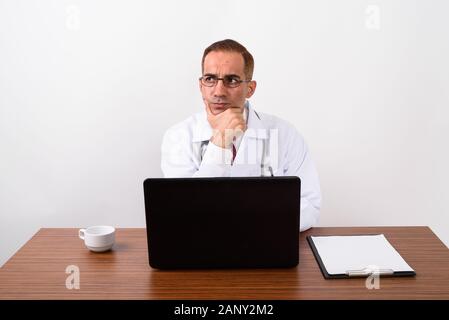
left=0, top=227, right=448, bottom=299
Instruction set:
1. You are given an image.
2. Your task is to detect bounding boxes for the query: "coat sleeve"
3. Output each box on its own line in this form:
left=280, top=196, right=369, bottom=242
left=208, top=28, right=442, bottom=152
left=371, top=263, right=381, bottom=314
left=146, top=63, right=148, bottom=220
left=161, top=125, right=232, bottom=178
left=283, top=128, right=322, bottom=232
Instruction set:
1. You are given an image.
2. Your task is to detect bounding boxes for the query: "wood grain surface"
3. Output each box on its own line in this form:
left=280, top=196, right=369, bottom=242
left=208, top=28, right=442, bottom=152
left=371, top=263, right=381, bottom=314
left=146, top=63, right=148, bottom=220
left=0, top=227, right=448, bottom=299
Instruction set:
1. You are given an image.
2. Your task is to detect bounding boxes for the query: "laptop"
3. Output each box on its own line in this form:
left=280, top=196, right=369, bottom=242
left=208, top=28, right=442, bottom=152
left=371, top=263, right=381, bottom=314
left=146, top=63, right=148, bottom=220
left=143, top=176, right=300, bottom=269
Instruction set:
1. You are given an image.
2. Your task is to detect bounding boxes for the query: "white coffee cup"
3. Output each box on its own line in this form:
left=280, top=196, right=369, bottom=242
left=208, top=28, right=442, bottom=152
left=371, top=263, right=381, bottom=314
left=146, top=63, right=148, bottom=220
left=79, top=226, right=115, bottom=252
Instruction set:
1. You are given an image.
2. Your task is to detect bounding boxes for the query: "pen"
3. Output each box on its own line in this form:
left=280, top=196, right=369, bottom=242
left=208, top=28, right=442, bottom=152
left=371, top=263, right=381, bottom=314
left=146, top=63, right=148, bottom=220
left=346, top=268, right=394, bottom=277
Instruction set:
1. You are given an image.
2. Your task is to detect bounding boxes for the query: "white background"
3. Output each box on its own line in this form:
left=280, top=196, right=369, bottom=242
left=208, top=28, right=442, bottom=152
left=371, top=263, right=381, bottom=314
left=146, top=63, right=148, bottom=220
left=1, top=0, right=448, bottom=267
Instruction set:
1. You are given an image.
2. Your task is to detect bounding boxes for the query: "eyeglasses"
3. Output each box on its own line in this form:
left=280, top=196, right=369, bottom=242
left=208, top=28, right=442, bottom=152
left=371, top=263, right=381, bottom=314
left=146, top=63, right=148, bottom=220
left=199, top=75, right=251, bottom=88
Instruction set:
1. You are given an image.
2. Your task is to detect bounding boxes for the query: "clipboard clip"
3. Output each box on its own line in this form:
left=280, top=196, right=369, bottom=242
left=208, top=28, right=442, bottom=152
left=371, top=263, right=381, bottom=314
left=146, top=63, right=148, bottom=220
left=346, top=267, right=394, bottom=277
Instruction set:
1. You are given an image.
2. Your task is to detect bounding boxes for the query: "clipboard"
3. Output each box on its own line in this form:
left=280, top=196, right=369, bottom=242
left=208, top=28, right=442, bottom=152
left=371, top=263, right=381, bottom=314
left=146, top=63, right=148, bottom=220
left=307, top=234, right=417, bottom=279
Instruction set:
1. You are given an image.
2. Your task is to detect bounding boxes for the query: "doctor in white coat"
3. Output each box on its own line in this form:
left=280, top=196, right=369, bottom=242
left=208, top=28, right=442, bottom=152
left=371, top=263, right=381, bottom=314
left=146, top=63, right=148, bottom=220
left=161, top=39, right=321, bottom=231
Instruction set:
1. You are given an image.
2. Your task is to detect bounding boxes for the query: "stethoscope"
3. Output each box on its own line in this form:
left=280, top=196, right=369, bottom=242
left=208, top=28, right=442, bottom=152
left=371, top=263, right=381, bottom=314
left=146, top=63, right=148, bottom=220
left=199, top=108, right=274, bottom=177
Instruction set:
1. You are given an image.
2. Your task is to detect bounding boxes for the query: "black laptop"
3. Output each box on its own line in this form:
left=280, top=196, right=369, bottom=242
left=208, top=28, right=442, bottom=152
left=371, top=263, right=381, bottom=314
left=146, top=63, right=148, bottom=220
left=143, top=176, right=300, bottom=269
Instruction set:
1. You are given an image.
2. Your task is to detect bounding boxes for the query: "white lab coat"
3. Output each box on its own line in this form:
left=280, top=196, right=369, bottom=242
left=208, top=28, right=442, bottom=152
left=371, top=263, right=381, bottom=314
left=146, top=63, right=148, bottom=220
left=161, top=101, right=322, bottom=231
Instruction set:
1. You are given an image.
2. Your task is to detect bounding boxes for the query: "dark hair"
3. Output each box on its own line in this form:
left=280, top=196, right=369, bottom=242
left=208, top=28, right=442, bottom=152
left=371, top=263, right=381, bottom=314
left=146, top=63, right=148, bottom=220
left=201, top=39, right=254, bottom=80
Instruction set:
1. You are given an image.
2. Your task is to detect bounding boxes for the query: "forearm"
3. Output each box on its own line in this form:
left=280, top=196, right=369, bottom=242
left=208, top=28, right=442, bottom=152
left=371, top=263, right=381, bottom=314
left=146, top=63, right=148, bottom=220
left=285, top=131, right=322, bottom=231
left=193, top=142, right=232, bottom=177
left=299, top=197, right=320, bottom=232
left=161, top=138, right=233, bottom=178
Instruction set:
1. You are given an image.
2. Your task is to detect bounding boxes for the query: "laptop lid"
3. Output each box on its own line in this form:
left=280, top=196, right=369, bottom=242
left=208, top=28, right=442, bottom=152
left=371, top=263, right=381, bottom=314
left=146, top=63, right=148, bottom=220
left=143, top=176, right=300, bottom=269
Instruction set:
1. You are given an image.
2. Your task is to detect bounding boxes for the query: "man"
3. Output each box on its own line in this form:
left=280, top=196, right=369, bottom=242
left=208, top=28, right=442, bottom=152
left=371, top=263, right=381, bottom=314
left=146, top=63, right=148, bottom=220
left=161, top=39, right=321, bottom=231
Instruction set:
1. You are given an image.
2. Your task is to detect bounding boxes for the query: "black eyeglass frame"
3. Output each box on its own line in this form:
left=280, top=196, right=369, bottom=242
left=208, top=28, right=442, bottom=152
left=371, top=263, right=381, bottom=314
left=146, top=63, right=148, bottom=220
left=199, top=75, right=252, bottom=88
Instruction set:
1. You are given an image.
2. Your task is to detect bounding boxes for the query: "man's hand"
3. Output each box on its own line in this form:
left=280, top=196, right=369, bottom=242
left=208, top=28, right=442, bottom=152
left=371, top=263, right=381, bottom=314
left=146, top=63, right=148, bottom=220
left=205, top=101, right=247, bottom=149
